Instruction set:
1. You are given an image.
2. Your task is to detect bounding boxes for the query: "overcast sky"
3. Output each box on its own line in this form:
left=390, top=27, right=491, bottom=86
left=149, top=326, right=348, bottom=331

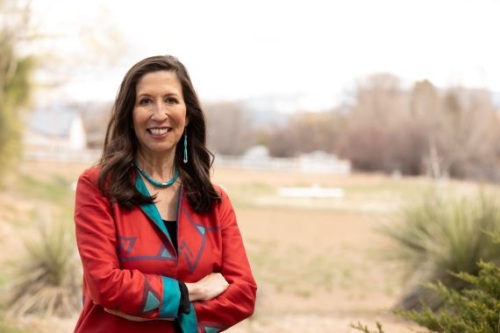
left=31, top=0, right=500, bottom=109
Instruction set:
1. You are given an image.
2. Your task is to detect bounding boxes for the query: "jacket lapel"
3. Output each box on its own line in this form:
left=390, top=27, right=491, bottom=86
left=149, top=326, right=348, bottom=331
left=135, top=175, right=173, bottom=245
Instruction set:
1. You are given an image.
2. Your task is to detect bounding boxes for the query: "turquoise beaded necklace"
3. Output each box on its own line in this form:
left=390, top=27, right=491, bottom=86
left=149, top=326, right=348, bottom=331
left=133, top=161, right=179, bottom=188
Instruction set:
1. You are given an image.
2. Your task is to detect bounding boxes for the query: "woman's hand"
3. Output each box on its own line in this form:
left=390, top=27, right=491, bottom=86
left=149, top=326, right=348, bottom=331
left=185, top=272, right=229, bottom=302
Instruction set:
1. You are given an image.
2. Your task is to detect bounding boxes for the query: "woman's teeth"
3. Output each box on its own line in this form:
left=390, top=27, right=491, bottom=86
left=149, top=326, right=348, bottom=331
left=149, top=128, right=169, bottom=135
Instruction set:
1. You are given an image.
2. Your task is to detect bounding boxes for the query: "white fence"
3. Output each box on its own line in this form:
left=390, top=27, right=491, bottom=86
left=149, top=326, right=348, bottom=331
left=215, top=154, right=351, bottom=175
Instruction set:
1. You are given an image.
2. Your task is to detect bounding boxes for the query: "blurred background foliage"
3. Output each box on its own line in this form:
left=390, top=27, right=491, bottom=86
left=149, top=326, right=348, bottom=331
left=0, top=0, right=35, bottom=178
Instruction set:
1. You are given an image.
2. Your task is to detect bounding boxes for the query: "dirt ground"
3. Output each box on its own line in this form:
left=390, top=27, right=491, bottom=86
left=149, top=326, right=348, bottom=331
left=0, top=161, right=422, bottom=332
left=213, top=168, right=417, bottom=332
left=226, top=208, right=415, bottom=332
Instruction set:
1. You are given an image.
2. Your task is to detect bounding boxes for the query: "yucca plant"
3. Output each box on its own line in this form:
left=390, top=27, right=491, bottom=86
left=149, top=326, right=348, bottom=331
left=4, top=220, right=81, bottom=318
left=381, top=188, right=500, bottom=311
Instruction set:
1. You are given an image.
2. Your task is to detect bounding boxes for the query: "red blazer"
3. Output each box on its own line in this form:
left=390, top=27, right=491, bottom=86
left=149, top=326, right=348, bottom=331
left=74, top=167, right=257, bottom=333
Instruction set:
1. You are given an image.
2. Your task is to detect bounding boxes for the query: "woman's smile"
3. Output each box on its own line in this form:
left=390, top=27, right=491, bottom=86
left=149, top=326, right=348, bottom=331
left=148, top=127, right=171, bottom=136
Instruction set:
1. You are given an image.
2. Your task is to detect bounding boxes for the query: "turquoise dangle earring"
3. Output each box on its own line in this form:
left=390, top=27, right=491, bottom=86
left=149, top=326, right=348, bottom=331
left=183, top=127, right=188, bottom=164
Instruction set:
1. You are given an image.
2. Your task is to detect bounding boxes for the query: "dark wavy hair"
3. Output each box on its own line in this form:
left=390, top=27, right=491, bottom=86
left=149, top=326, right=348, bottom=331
left=98, top=55, right=220, bottom=213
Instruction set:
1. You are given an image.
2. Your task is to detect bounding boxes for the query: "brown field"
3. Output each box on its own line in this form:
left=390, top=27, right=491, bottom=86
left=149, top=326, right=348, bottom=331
left=0, top=161, right=453, bottom=332
left=213, top=167, right=418, bottom=333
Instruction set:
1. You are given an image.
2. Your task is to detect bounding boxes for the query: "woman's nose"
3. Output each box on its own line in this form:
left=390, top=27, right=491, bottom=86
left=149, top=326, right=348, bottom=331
left=151, top=101, right=168, bottom=121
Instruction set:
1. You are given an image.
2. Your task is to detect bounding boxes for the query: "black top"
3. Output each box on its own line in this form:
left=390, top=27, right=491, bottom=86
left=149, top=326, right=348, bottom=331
left=162, top=219, right=189, bottom=331
left=163, top=220, right=178, bottom=250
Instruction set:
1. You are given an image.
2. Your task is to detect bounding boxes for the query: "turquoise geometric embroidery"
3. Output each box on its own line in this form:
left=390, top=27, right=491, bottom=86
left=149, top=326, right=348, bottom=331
left=204, top=327, right=220, bottom=333
left=159, top=245, right=173, bottom=259
left=144, top=291, right=160, bottom=312
left=196, top=225, right=206, bottom=235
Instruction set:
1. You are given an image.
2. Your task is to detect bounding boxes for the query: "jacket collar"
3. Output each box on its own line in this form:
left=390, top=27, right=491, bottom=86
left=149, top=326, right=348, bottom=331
left=135, top=174, right=179, bottom=244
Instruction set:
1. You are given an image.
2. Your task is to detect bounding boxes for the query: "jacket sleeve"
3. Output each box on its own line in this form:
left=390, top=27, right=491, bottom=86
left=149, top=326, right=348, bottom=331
left=193, top=187, right=257, bottom=331
left=74, top=168, right=182, bottom=320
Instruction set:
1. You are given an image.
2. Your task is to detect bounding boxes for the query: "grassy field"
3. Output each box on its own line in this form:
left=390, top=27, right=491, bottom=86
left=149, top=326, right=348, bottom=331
left=0, top=160, right=494, bottom=332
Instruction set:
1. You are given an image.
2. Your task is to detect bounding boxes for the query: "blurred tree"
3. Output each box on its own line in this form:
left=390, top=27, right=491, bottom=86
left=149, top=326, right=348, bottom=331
left=0, top=0, right=35, bottom=178
left=411, top=84, right=500, bottom=181
left=204, top=101, right=256, bottom=155
left=337, top=74, right=500, bottom=181
left=266, top=124, right=296, bottom=157
left=78, top=101, right=112, bottom=148
left=338, top=73, right=427, bottom=174
left=338, top=121, right=391, bottom=171
left=31, top=2, right=130, bottom=104
left=441, top=88, right=499, bottom=180
left=267, top=110, right=342, bottom=157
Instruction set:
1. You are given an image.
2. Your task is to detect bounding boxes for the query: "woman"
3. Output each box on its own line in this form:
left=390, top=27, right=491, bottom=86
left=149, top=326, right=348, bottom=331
left=74, top=55, right=257, bottom=333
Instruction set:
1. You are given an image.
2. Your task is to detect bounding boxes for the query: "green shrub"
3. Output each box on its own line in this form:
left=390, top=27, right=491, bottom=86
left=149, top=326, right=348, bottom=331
left=352, top=259, right=500, bottom=333
left=3, top=220, right=81, bottom=318
left=381, top=189, right=500, bottom=311
left=351, top=321, right=385, bottom=333
left=397, top=260, right=500, bottom=332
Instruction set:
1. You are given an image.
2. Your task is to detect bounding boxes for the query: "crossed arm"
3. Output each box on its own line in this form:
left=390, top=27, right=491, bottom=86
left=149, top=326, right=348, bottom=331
left=104, top=272, right=229, bottom=321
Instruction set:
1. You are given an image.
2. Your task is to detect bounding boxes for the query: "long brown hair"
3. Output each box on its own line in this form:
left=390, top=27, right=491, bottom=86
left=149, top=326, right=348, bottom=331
left=98, top=55, right=220, bottom=213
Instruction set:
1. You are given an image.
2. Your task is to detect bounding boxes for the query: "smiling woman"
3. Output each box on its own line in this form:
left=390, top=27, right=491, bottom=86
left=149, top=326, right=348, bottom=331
left=133, top=71, right=188, bottom=163
left=73, top=55, right=257, bottom=333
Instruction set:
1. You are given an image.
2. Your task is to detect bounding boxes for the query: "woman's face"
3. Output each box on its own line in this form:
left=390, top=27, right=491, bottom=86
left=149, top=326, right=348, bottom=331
left=132, top=70, right=187, bottom=160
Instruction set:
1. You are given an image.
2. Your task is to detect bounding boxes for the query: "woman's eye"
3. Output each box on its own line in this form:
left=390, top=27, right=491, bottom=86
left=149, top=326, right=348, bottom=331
left=165, top=97, right=178, bottom=104
left=138, top=98, right=151, bottom=105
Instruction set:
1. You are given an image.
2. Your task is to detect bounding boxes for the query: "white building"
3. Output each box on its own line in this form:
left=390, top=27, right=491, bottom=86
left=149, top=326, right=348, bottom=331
left=23, top=104, right=95, bottom=162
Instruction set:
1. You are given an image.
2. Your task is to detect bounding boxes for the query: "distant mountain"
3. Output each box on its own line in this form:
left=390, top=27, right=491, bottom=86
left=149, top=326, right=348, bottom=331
left=238, top=93, right=338, bottom=127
